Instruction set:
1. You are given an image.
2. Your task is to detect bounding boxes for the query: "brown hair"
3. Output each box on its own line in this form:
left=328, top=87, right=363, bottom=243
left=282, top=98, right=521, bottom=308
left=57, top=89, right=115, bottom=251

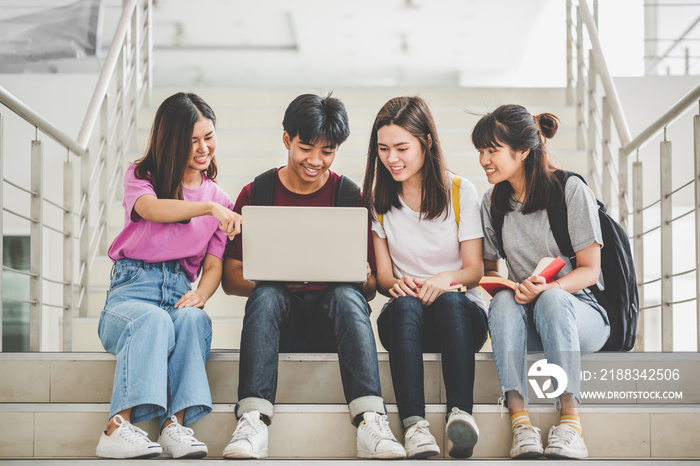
left=471, top=104, right=563, bottom=215
left=362, top=96, right=449, bottom=220
left=134, top=92, right=218, bottom=200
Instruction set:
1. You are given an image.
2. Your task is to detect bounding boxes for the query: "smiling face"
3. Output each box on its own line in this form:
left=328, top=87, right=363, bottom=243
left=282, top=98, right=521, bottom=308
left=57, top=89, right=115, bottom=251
left=377, top=124, right=426, bottom=186
left=283, top=131, right=337, bottom=189
left=477, top=142, right=528, bottom=188
left=188, top=117, right=216, bottom=173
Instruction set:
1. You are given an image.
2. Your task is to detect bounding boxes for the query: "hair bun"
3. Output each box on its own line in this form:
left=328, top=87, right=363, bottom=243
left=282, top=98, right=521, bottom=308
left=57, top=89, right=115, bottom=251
left=534, top=112, right=559, bottom=139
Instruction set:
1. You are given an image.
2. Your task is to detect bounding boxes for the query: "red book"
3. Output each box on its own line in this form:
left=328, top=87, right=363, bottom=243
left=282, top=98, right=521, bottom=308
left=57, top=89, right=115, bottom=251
left=479, top=256, right=566, bottom=298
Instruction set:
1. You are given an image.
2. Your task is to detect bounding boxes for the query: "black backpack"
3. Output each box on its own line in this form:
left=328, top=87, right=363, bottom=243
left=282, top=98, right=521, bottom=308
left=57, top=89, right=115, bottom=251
left=491, top=170, right=639, bottom=352
left=250, top=167, right=361, bottom=207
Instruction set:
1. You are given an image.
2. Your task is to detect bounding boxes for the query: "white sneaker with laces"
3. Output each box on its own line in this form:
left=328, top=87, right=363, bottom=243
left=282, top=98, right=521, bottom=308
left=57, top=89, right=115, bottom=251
left=157, top=415, right=208, bottom=459
left=510, top=424, right=544, bottom=459
left=356, top=412, right=406, bottom=459
left=544, top=424, right=589, bottom=459
left=95, top=414, right=163, bottom=459
left=445, top=407, right=479, bottom=458
left=222, top=410, right=269, bottom=459
left=404, top=420, right=440, bottom=459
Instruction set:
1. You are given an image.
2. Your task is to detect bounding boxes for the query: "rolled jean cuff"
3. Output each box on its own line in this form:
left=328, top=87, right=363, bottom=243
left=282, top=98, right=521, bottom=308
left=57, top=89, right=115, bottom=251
left=349, top=396, right=385, bottom=423
left=402, top=415, right=425, bottom=430
left=236, top=397, right=274, bottom=421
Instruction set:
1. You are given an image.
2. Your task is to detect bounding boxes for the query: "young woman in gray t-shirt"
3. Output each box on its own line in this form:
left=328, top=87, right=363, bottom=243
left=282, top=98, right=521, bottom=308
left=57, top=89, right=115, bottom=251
left=472, top=104, right=609, bottom=460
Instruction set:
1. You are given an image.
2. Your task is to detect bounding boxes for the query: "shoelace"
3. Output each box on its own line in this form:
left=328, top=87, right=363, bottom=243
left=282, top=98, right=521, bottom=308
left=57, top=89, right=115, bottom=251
left=113, top=414, right=152, bottom=444
left=549, top=425, right=577, bottom=445
left=163, top=416, right=198, bottom=443
left=231, top=412, right=264, bottom=442
left=405, top=421, right=431, bottom=440
left=514, top=425, right=541, bottom=444
left=366, top=414, right=395, bottom=442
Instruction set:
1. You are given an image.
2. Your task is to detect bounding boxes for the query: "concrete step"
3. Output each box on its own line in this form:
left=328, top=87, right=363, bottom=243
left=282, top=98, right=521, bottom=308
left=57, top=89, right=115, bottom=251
left=149, top=87, right=569, bottom=109
left=2, top=352, right=698, bottom=405
left=1, top=402, right=698, bottom=459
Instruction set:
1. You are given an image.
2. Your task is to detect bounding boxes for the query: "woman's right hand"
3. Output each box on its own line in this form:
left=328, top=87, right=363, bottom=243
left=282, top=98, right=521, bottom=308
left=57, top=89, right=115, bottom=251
left=211, top=203, right=241, bottom=240
left=388, top=276, right=420, bottom=298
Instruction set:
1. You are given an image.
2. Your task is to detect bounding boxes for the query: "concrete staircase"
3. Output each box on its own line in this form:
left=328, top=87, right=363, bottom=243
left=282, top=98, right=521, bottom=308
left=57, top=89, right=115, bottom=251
left=5, top=87, right=698, bottom=461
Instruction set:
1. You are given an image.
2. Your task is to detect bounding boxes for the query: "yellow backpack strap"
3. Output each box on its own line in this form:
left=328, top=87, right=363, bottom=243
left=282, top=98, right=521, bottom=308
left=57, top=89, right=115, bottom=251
left=377, top=213, right=383, bottom=226
left=452, top=175, right=461, bottom=225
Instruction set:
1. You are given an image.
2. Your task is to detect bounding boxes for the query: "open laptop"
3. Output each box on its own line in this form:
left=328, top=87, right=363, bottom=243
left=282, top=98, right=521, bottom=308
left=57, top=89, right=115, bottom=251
left=241, top=206, right=368, bottom=284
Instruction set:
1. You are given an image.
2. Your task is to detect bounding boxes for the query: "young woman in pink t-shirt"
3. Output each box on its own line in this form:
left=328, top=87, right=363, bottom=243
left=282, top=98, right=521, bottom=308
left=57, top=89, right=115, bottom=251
left=95, top=93, right=240, bottom=459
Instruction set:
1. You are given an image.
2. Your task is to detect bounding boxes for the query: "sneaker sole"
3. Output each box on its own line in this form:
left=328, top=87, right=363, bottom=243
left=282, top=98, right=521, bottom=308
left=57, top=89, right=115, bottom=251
left=406, top=445, right=440, bottom=459
left=447, top=421, right=478, bottom=459
left=96, top=449, right=162, bottom=459
left=223, top=449, right=268, bottom=459
left=357, top=449, right=406, bottom=460
left=544, top=448, right=588, bottom=460
left=511, top=448, right=545, bottom=459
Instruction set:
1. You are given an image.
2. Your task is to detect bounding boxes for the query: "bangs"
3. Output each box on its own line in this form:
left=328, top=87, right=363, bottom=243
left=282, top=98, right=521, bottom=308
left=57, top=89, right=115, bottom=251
left=471, top=114, right=505, bottom=150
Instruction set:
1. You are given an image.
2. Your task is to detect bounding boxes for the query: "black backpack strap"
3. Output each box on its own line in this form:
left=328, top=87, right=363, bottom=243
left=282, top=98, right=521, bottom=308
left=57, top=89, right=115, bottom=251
left=490, top=205, right=506, bottom=259
left=335, top=175, right=361, bottom=207
left=547, top=170, right=575, bottom=262
left=250, top=167, right=277, bottom=206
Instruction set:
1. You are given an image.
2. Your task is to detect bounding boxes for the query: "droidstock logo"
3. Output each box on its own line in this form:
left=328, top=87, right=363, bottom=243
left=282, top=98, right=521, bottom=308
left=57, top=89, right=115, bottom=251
left=528, top=359, right=568, bottom=399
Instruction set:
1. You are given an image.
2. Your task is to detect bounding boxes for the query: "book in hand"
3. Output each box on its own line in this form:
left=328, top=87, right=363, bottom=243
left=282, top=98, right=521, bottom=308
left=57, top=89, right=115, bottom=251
left=416, top=282, right=467, bottom=293
left=478, top=256, right=566, bottom=298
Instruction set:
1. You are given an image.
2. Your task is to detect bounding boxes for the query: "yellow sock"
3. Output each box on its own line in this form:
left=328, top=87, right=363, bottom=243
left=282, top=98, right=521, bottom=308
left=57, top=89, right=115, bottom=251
left=559, top=415, right=582, bottom=436
left=510, top=411, right=532, bottom=431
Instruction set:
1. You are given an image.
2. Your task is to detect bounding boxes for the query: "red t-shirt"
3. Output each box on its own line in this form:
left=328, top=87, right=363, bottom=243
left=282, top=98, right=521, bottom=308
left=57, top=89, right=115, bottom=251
left=224, top=168, right=376, bottom=292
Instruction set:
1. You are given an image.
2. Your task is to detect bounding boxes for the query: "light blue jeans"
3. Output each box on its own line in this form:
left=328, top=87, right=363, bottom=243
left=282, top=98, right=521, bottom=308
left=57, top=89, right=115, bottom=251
left=98, top=258, right=213, bottom=427
left=488, top=288, right=610, bottom=405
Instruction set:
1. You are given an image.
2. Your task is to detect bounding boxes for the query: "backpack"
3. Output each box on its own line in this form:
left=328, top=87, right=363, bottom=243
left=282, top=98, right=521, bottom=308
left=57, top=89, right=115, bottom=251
left=250, top=167, right=361, bottom=207
left=491, top=170, right=639, bottom=352
left=377, top=175, right=463, bottom=226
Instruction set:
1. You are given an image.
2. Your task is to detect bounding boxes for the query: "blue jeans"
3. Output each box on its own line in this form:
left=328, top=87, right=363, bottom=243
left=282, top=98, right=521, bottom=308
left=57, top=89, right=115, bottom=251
left=377, top=293, right=488, bottom=429
left=236, top=283, right=385, bottom=425
left=488, top=288, right=610, bottom=405
left=98, top=258, right=213, bottom=427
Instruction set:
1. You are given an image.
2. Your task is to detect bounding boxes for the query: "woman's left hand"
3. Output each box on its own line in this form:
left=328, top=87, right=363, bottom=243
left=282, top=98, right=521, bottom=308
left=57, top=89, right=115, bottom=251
left=175, top=290, right=207, bottom=309
left=417, top=273, right=452, bottom=306
left=514, top=275, right=547, bottom=305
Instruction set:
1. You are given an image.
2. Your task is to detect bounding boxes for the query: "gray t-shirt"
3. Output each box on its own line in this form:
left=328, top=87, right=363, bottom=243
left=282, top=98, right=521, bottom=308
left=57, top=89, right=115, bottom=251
left=480, top=176, right=604, bottom=293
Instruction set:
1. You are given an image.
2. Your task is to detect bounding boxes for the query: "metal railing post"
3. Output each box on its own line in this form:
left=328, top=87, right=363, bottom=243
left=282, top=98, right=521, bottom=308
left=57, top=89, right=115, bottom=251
left=660, top=139, right=673, bottom=351
left=633, top=161, right=644, bottom=351
left=132, top=1, right=141, bottom=153
left=63, top=160, right=73, bottom=351
left=588, top=49, right=599, bottom=195
left=99, top=96, right=109, bottom=256
left=146, top=0, right=153, bottom=106
left=602, top=97, right=612, bottom=208
left=695, top=112, right=700, bottom=351
left=618, top=148, right=630, bottom=232
left=576, top=5, right=586, bottom=151
left=79, top=149, right=90, bottom=318
left=566, top=0, right=574, bottom=106
left=30, top=140, right=43, bottom=351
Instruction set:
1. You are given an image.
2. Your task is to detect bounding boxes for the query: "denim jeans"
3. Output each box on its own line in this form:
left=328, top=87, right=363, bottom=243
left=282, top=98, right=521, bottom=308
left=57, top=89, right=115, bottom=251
left=488, top=288, right=610, bottom=405
left=376, top=292, right=488, bottom=429
left=236, top=283, right=385, bottom=424
left=98, top=258, right=213, bottom=427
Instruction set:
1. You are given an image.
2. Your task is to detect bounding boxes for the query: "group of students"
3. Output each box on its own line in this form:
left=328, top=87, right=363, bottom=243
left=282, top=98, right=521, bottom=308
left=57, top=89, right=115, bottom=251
left=94, top=91, right=610, bottom=460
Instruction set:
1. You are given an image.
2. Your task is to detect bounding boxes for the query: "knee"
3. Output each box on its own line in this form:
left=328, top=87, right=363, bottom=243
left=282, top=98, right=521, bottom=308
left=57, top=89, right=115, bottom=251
left=326, top=285, right=368, bottom=318
left=246, top=283, right=288, bottom=316
left=488, top=292, right=525, bottom=332
left=175, top=306, right=211, bottom=331
left=432, top=292, right=471, bottom=316
left=388, top=296, right=423, bottom=321
left=533, top=289, right=574, bottom=324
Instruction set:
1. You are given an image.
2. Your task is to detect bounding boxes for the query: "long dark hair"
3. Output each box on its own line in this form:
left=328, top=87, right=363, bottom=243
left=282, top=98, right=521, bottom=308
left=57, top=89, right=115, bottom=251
left=471, top=104, right=563, bottom=215
left=134, top=92, right=218, bottom=200
left=362, top=96, right=449, bottom=220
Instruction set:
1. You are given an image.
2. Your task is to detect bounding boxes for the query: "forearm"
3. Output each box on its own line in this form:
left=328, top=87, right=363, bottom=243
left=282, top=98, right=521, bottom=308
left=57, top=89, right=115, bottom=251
left=137, top=198, right=215, bottom=223
left=376, top=271, right=399, bottom=297
left=552, top=265, right=599, bottom=293
left=221, top=259, right=257, bottom=297
left=195, top=261, right=223, bottom=303
left=438, top=266, right=483, bottom=289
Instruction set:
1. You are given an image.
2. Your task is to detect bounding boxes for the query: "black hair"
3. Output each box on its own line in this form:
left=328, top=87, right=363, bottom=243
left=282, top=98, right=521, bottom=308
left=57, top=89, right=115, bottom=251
left=471, top=104, right=563, bottom=215
left=282, top=93, right=350, bottom=147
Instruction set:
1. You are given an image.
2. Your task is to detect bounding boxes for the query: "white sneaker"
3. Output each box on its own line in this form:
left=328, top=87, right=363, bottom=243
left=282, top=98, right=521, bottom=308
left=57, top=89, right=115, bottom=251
left=95, top=414, right=163, bottom=459
left=445, top=407, right=479, bottom=458
left=404, top=420, right=440, bottom=459
left=544, top=424, right=589, bottom=459
left=157, top=415, right=208, bottom=459
left=222, top=410, right=269, bottom=459
left=356, top=412, right=406, bottom=459
left=510, top=424, right=544, bottom=459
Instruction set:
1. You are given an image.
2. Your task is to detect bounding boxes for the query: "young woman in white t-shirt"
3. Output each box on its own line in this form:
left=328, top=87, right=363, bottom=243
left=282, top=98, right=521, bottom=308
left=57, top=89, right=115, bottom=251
left=473, top=104, right=609, bottom=460
left=362, top=96, right=488, bottom=459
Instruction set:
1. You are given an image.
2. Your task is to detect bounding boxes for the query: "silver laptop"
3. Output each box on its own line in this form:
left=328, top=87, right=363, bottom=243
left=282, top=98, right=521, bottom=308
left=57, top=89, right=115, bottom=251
left=241, top=206, right=368, bottom=283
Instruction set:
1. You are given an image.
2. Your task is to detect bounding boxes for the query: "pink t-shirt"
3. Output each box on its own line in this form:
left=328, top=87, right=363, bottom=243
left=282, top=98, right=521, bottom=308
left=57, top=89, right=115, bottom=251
left=108, top=164, right=234, bottom=282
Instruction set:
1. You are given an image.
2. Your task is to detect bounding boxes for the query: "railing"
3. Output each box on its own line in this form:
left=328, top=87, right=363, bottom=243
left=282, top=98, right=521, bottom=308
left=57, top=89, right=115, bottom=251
left=644, top=2, right=700, bottom=76
left=0, top=0, right=152, bottom=351
left=568, top=0, right=700, bottom=351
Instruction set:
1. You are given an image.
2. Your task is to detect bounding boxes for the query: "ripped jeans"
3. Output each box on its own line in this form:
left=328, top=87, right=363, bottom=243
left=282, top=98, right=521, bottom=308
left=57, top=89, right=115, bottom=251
left=488, top=288, right=609, bottom=406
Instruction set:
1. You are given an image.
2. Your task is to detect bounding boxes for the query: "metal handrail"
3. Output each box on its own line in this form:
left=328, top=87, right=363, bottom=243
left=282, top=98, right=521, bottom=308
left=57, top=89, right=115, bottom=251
left=77, top=0, right=138, bottom=149
left=622, top=82, right=700, bottom=155
left=0, top=85, right=85, bottom=156
left=578, top=0, right=632, bottom=147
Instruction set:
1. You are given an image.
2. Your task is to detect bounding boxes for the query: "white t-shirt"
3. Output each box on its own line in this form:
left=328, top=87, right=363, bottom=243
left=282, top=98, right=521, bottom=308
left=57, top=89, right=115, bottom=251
left=371, top=171, right=487, bottom=312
